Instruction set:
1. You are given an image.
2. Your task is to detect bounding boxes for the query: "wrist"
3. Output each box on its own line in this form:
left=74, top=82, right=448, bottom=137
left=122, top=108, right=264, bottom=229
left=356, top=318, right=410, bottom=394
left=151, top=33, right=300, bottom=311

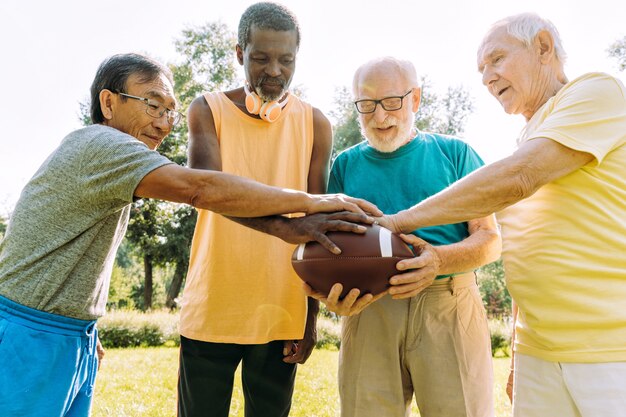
left=393, top=210, right=414, bottom=233
left=302, top=193, right=316, bottom=214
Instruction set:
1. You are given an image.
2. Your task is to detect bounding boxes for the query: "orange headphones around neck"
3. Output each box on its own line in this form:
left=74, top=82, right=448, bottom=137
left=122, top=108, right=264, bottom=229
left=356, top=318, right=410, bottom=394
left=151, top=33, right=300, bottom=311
left=244, top=84, right=289, bottom=123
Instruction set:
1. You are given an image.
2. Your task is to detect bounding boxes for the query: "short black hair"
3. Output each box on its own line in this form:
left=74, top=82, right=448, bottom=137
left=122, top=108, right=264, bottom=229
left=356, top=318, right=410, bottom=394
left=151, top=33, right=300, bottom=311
left=89, top=53, right=173, bottom=124
left=237, top=2, right=300, bottom=51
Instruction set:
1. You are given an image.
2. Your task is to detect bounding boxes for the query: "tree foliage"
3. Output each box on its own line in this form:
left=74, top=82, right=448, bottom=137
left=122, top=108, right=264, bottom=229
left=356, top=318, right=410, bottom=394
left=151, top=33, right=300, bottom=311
left=330, top=77, right=474, bottom=157
left=477, top=259, right=511, bottom=318
left=608, top=36, right=626, bottom=72
left=0, top=216, right=6, bottom=240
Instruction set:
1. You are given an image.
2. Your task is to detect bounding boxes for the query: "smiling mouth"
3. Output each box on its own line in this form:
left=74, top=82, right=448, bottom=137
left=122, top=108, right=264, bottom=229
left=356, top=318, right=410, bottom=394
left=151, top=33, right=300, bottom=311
left=497, top=87, right=509, bottom=97
left=375, top=126, right=395, bottom=132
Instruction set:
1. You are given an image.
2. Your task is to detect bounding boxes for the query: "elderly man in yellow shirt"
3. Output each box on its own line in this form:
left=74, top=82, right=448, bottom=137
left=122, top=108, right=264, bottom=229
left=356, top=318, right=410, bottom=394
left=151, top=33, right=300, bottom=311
left=372, top=12, right=626, bottom=417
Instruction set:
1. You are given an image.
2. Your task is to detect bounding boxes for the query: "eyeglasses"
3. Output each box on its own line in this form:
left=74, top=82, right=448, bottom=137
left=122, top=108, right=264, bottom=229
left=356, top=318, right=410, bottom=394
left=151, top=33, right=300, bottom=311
left=354, top=90, right=412, bottom=114
left=117, top=92, right=183, bottom=126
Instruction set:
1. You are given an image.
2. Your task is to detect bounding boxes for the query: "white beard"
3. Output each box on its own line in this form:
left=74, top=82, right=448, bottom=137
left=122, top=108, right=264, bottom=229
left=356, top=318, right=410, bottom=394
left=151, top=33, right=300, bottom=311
left=362, top=114, right=416, bottom=153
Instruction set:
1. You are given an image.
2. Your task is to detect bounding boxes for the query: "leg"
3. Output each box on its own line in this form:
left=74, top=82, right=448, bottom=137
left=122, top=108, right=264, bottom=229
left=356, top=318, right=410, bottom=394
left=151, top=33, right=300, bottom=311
left=408, top=275, right=494, bottom=417
left=513, top=353, right=581, bottom=417
left=241, top=341, right=296, bottom=417
left=0, top=317, right=89, bottom=417
left=562, top=361, right=626, bottom=417
left=65, top=327, right=99, bottom=417
left=339, top=295, right=412, bottom=417
left=178, top=336, right=243, bottom=417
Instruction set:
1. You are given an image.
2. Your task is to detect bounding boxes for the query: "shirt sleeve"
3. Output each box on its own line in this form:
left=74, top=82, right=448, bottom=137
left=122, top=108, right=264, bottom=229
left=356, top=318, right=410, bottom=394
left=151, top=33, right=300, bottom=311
left=527, top=73, right=626, bottom=164
left=78, top=129, right=173, bottom=204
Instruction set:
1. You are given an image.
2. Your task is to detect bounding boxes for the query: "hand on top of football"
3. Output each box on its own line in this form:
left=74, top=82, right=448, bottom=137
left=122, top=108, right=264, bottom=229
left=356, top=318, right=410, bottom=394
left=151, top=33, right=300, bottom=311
left=388, top=234, right=442, bottom=299
left=303, top=282, right=387, bottom=316
left=281, top=211, right=375, bottom=254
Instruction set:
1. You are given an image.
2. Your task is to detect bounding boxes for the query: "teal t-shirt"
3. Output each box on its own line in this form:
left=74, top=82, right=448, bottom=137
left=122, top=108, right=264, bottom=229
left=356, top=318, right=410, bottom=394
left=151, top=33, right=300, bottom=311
left=329, top=131, right=484, bottom=261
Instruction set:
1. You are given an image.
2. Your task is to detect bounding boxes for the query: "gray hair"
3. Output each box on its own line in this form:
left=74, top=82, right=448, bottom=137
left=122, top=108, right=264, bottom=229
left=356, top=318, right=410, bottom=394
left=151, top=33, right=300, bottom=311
left=238, top=2, right=300, bottom=51
left=488, top=12, right=567, bottom=64
left=90, top=53, right=173, bottom=124
left=352, top=56, right=419, bottom=97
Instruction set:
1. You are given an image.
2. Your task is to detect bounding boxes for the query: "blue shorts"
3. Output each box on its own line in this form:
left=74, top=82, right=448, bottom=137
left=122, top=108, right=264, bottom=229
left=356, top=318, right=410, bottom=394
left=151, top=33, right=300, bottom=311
left=0, top=295, right=99, bottom=417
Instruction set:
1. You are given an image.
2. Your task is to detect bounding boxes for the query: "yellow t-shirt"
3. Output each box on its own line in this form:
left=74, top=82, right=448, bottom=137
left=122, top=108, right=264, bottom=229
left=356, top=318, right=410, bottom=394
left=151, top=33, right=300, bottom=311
left=499, top=72, right=626, bottom=362
left=179, top=92, right=314, bottom=344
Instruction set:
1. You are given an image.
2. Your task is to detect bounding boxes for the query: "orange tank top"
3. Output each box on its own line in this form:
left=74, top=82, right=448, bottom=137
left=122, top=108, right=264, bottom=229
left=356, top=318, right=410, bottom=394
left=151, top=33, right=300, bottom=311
left=179, top=92, right=314, bottom=344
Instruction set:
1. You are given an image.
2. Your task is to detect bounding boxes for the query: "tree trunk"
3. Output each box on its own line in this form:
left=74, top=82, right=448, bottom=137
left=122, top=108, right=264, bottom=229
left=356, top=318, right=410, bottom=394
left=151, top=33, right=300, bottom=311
left=144, top=254, right=153, bottom=310
left=166, top=261, right=187, bottom=310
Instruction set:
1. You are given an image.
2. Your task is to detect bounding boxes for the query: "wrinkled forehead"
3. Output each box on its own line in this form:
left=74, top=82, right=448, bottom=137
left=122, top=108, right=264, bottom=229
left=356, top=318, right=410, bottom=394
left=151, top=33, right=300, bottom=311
left=128, top=72, right=178, bottom=109
left=355, top=65, right=409, bottom=98
left=477, top=27, right=521, bottom=69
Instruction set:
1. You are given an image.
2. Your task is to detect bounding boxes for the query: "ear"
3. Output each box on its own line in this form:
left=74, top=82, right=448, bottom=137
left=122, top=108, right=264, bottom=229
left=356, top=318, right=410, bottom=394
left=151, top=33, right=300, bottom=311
left=535, top=30, right=555, bottom=64
left=99, top=89, right=115, bottom=121
left=236, top=44, right=244, bottom=66
left=411, top=87, right=422, bottom=113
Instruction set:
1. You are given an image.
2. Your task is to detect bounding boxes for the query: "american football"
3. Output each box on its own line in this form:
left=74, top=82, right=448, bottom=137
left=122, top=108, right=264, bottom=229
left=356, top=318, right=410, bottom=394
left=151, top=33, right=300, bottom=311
left=291, top=223, right=415, bottom=298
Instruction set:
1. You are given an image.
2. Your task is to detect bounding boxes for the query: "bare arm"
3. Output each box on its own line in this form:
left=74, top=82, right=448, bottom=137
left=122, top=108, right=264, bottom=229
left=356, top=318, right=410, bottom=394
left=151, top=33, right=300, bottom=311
left=389, top=214, right=501, bottom=299
left=388, top=138, right=594, bottom=232
left=135, top=97, right=380, bottom=218
left=400, top=215, right=502, bottom=277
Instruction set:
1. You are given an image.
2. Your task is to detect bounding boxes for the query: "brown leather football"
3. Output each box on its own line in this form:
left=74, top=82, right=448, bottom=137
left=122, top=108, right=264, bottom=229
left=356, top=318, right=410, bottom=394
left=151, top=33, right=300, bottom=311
left=291, top=224, right=414, bottom=298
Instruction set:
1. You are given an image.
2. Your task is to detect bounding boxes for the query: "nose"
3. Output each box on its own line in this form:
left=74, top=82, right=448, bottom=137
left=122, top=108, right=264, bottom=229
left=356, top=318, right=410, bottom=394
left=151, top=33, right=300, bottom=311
left=482, top=66, right=496, bottom=87
left=372, top=103, right=388, bottom=123
left=153, top=112, right=172, bottom=133
left=265, top=59, right=281, bottom=78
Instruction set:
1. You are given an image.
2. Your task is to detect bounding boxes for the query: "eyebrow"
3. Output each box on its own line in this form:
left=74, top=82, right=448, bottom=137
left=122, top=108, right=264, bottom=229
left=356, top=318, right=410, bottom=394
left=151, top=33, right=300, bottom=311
left=144, top=91, right=178, bottom=110
left=477, top=49, right=503, bottom=73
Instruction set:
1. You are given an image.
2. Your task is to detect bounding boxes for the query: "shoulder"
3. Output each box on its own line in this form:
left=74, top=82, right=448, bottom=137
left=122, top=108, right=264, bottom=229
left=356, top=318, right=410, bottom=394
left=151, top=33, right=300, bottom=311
left=562, top=72, right=626, bottom=100
left=188, top=94, right=213, bottom=118
left=311, top=106, right=331, bottom=132
left=418, top=131, right=471, bottom=151
left=334, top=141, right=368, bottom=161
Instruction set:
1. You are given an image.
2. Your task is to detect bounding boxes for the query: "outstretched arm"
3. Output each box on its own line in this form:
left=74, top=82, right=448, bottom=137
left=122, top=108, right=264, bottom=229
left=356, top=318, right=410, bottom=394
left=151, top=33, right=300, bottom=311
left=384, top=138, right=593, bottom=232
left=135, top=96, right=381, bottom=219
left=388, top=214, right=501, bottom=299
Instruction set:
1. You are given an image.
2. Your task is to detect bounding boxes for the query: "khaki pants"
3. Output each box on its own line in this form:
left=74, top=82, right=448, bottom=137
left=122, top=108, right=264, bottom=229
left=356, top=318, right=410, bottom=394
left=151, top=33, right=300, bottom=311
left=338, top=273, right=494, bottom=417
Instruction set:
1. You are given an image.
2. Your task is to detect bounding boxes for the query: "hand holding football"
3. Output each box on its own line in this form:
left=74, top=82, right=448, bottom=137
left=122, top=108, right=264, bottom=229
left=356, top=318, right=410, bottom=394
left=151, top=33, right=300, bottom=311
left=291, top=224, right=414, bottom=298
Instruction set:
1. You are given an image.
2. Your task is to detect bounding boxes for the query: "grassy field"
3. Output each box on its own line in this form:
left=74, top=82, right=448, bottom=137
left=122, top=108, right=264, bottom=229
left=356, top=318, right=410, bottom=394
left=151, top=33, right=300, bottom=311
left=93, top=347, right=512, bottom=417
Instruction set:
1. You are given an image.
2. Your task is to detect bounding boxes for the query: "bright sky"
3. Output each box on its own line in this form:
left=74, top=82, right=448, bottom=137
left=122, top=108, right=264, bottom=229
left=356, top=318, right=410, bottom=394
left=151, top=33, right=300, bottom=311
left=1, top=0, right=625, bottom=215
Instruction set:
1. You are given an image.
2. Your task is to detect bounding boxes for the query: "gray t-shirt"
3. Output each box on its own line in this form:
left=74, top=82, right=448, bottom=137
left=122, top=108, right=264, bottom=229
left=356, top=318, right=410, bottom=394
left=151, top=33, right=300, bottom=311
left=0, top=124, right=172, bottom=320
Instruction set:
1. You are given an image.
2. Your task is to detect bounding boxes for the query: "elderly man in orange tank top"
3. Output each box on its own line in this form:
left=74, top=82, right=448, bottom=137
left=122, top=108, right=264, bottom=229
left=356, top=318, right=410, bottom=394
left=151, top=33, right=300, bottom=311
left=176, top=3, right=344, bottom=417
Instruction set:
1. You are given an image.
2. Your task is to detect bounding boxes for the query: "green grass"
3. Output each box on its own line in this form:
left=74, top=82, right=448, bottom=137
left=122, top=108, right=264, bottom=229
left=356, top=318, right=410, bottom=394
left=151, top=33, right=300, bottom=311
left=93, top=347, right=512, bottom=417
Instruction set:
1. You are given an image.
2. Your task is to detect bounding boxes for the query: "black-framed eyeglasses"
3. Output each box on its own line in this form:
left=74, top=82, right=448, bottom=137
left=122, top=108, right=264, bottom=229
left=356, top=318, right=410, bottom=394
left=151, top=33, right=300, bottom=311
left=354, top=90, right=412, bottom=114
left=117, top=92, right=183, bottom=126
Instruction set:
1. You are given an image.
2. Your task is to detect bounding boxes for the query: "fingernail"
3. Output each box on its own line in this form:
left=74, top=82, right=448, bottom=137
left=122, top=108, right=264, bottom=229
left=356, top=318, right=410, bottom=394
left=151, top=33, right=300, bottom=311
left=357, top=225, right=366, bottom=231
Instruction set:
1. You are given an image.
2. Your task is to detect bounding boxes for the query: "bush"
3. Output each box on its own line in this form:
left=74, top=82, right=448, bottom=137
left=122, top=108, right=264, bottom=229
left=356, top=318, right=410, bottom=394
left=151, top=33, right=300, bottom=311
left=316, top=316, right=341, bottom=350
left=98, top=310, right=179, bottom=348
left=477, top=259, right=512, bottom=318
left=489, top=317, right=513, bottom=357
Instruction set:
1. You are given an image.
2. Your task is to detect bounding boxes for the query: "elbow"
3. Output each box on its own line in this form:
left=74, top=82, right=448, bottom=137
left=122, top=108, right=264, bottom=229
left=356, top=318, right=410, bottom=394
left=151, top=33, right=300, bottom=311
left=505, top=166, right=543, bottom=206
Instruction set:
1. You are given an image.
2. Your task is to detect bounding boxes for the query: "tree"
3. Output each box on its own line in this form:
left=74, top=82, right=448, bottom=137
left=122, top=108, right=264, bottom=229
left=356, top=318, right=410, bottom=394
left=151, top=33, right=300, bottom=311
left=330, top=77, right=475, bottom=157
left=608, top=36, right=626, bottom=71
left=329, top=86, right=362, bottom=158
left=476, top=259, right=510, bottom=318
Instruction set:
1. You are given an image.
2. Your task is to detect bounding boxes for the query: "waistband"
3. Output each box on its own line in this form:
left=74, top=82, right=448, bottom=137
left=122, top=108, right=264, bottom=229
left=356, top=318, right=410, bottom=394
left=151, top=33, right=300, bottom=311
left=426, top=272, right=477, bottom=294
left=0, top=295, right=96, bottom=337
